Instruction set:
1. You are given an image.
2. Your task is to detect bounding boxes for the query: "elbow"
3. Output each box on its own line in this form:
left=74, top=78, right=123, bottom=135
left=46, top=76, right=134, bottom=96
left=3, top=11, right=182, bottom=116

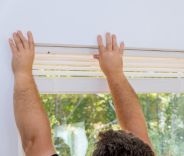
left=21, top=136, right=35, bottom=154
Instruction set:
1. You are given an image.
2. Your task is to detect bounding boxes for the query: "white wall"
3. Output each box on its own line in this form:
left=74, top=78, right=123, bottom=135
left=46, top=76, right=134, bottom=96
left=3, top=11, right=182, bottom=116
left=1, top=0, right=184, bottom=155
left=0, top=2, right=18, bottom=154
left=1, top=0, right=184, bottom=49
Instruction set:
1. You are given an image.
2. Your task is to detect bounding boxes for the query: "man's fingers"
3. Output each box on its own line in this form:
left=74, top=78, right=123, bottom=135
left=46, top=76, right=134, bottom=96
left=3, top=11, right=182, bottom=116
left=106, top=32, right=112, bottom=51
left=27, top=31, right=35, bottom=51
left=97, top=35, right=105, bottom=53
left=120, top=42, right=125, bottom=53
left=9, top=38, right=18, bottom=54
left=112, top=34, right=118, bottom=50
left=13, top=32, right=24, bottom=51
left=119, top=42, right=125, bottom=55
left=93, top=54, right=99, bottom=59
left=17, top=31, right=29, bottom=49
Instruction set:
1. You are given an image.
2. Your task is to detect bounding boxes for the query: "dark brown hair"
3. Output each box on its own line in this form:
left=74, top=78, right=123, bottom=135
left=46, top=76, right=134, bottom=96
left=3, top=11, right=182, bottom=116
left=92, top=129, right=154, bottom=156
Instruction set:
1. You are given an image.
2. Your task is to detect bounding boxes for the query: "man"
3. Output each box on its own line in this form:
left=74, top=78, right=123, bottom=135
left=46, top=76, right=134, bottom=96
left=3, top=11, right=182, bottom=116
left=9, top=31, right=154, bottom=156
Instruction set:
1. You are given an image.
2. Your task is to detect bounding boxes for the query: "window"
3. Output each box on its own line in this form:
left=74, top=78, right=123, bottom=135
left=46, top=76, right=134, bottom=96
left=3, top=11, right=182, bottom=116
left=17, top=44, right=184, bottom=156
left=42, top=93, right=184, bottom=156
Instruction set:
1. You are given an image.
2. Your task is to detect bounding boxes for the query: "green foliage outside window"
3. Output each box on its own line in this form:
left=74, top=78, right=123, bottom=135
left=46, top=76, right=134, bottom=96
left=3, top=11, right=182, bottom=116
left=41, top=93, right=184, bottom=156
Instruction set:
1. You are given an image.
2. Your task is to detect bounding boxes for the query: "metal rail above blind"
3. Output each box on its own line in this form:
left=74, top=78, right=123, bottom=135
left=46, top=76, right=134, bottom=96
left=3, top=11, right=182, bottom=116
left=34, top=43, right=184, bottom=94
left=35, top=43, right=184, bottom=57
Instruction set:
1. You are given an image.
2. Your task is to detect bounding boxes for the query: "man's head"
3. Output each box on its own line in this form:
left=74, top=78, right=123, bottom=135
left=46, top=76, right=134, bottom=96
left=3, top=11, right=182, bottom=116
left=93, top=129, right=154, bottom=156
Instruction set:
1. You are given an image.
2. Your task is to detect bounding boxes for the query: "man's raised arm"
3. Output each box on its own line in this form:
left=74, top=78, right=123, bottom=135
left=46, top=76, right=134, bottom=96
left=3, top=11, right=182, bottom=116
left=94, top=33, right=152, bottom=147
left=9, top=31, right=56, bottom=156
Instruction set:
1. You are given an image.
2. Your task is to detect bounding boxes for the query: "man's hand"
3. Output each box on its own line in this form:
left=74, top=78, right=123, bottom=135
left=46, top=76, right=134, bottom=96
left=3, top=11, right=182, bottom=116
left=94, top=32, right=125, bottom=78
left=9, top=31, right=34, bottom=77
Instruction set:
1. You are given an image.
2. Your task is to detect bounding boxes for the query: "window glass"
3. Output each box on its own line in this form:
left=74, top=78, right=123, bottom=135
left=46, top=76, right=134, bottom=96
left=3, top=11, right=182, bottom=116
left=42, top=93, right=184, bottom=156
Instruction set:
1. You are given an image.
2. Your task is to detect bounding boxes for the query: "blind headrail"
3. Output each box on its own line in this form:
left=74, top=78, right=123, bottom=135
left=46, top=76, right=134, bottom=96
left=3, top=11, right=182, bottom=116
left=35, top=43, right=184, bottom=53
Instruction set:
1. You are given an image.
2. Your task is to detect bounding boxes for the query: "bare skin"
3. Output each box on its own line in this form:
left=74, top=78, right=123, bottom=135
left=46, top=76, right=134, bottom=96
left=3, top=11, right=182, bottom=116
left=9, top=31, right=56, bottom=156
left=94, top=33, right=153, bottom=148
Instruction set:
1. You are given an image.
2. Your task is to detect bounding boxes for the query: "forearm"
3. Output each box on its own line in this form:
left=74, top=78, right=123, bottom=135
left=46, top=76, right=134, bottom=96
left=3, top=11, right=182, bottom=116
left=14, top=74, right=53, bottom=153
left=107, top=74, right=150, bottom=144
